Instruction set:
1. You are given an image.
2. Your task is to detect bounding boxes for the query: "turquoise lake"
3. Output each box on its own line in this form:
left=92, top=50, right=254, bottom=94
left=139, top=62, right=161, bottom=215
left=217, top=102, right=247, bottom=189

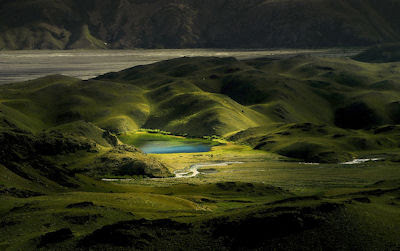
left=139, top=141, right=212, bottom=154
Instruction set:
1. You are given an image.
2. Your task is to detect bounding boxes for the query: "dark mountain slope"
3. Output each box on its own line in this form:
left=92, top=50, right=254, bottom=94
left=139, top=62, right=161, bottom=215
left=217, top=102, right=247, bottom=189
left=1, top=0, right=400, bottom=49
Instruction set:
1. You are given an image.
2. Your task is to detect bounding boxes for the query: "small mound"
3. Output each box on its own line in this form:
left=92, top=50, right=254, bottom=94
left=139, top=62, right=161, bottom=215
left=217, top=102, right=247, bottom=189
left=49, top=121, right=119, bottom=147
left=206, top=201, right=344, bottom=249
left=79, top=219, right=190, bottom=248
left=88, top=145, right=172, bottom=178
left=96, top=116, right=139, bottom=134
left=38, top=228, right=73, bottom=248
left=214, top=182, right=287, bottom=195
left=334, top=102, right=381, bottom=129
left=370, top=80, right=400, bottom=91
left=277, top=142, right=351, bottom=163
left=352, top=44, right=400, bottom=63
left=66, top=201, right=95, bottom=209
left=387, top=102, right=400, bottom=124
left=0, top=186, right=43, bottom=198
left=353, top=197, right=371, bottom=203
left=63, top=214, right=102, bottom=225
left=367, top=179, right=400, bottom=188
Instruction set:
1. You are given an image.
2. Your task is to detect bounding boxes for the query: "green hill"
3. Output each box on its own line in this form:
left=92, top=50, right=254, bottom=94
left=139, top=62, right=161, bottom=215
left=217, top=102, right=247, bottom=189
left=353, top=43, right=400, bottom=63
left=1, top=55, right=400, bottom=164
left=1, top=56, right=400, bottom=250
left=95, top=56, right=400, bottom=162
left=1, top=55, right=400, bottom=163
left=0, top=74, right=173, bottom=194
left=1, top=0, right=400, bottom=49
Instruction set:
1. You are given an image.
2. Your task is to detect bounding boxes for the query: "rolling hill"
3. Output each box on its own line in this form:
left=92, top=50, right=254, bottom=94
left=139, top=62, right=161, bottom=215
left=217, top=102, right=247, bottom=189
left=1, top=55, right=400, bottom=165
left=1, top=0, right=400, bottom=49
left=98, top=55, right=400, bottom=132
left=0, top=74, right=173, bottom=195
left=353, top=43, right=400, bottom=63
left=1, top=55, right=400, bottom=250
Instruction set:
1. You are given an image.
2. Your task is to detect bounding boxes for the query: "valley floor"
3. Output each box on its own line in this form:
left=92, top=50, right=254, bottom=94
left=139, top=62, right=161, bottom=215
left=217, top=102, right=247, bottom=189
left=1, top=51, right=400, bottom=249
left=1, top=139, right=400, bottom=250
left=0, top=48, right=362, bottom=85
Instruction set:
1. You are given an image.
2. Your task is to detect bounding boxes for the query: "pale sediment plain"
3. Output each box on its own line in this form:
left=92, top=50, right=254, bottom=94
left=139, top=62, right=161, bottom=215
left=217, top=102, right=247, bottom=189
left=0, top=48, right=361, bottom=85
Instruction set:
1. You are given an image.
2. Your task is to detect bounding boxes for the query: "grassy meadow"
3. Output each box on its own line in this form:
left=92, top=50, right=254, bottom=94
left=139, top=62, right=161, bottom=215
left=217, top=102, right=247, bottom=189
left=1, top=133, right=400, bottom=249
left=1, top=50, right=400, bottom=249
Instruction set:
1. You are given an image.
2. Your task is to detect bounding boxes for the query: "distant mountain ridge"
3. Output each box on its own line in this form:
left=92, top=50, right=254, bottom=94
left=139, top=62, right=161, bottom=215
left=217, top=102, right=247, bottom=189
left=1, top=0, right=400, bottom=49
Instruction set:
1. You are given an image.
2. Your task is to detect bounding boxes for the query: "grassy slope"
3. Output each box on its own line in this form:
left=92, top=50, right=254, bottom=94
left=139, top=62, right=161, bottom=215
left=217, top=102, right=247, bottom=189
left=0, top=75, right=149, bottom=132
left=1, top=159, right=400, bottom=250
left=0, top=74, right=172, bottom=195
left=97, top=55, right=400, bottom=161
left=2, top=55, right=400, bottom=164
left=2, top=55, right=400, bottom=162
left=353, top=43, right=400, bottom=63
left=1, top=56, right=400, bottom=249
left=100, top=56, right=400, bottom=128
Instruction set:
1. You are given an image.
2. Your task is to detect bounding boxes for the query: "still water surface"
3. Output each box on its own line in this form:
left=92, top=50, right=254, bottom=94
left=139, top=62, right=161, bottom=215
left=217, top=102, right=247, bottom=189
left=139, top=140, right=212, bottom=154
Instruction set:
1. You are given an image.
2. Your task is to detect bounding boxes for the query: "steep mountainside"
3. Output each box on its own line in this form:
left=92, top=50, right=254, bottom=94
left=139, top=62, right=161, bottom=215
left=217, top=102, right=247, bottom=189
left=1, top=0, right=400, bottom=49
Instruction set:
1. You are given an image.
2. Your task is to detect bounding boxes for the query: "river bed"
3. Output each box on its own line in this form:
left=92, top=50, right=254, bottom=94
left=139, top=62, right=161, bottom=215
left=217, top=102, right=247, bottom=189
left=102, top=161, right=244, bottom=181
left=174, top=162, right=244, bottom=178
left=0, top=48, right=362, bottom=85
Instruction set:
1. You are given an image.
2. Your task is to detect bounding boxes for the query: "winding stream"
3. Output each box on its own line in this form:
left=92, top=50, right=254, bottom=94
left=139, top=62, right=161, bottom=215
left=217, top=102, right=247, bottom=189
left=174, top=162, right=244, bottom=178
left=341, top=158, right=381, bottom=165
left=102, top=161, right=244, bottom=182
